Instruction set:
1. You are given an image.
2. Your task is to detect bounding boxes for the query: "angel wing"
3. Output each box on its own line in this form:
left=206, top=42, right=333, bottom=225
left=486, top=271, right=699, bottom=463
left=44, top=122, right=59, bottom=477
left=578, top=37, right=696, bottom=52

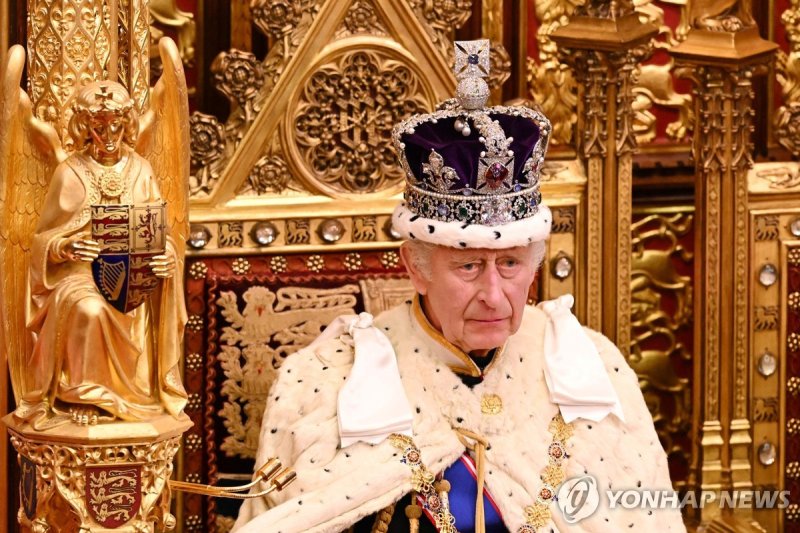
left=137, top=37, right=190, bottom=259
left=0, top=45, right=66, bottom=402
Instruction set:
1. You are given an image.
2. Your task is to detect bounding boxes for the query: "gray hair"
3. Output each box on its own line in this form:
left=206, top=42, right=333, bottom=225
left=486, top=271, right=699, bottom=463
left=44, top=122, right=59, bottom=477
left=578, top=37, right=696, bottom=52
left=402, top=240, right=547, bottom=281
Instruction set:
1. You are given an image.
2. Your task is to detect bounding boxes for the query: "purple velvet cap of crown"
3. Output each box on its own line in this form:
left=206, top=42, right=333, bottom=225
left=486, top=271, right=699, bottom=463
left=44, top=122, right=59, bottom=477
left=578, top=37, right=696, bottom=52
left=401, top=112, right=542, bottom=192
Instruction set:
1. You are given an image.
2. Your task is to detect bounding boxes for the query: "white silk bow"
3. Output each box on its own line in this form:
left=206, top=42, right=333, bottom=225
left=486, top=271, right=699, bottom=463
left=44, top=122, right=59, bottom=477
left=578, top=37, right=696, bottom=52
left=316, top=313, right=414, bottom=448
left=538, top=294, right=625, bottom=423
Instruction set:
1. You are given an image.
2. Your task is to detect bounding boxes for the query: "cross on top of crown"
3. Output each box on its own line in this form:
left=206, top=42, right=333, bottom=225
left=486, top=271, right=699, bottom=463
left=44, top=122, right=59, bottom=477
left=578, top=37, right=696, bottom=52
left=454, top=39, right=490, bottom=81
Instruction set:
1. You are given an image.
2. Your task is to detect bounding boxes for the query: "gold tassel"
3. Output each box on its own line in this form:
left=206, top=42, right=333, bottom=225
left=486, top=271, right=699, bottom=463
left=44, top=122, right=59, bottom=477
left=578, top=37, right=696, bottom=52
left=405, top=491, right=422, bottom=533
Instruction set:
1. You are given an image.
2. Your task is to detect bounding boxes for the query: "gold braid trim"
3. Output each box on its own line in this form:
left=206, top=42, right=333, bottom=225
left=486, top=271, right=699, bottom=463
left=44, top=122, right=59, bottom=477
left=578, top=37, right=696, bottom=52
left=389, top=434, right=458, bottom=533
left=517, top=413, right=574, bottom=533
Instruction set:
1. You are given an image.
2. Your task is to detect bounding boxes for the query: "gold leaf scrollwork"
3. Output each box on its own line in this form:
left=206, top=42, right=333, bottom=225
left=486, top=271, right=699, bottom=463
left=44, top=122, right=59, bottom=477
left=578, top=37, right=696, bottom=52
left=754, top=165, right=800, bottom=190
left=10, top=435, right=181, bottom=531
left=632, top=4, right=692, bottom=143
left=216, top=286, right=359, bottom=458
left=630, top=212, right=694, bottom=486
left=527, top=0, right=583, bottom=145
left=291, top=50, right=429, bottom=195
left=776, top=0, right=800, bottom=157
left=488, top=42, right=511, bottom=91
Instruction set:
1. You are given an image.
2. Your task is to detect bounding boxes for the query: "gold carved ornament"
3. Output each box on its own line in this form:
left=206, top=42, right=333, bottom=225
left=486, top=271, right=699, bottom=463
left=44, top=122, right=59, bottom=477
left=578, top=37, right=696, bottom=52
left=686, top=0, right=754, bottom=32
left=775, top=0, right=800, bottom=157
left=631, top=2, right=693, bottom=143
left=288, top=49, right=430, bottom=196
left=407, top=0, right=473, bottom=61
left=216, top=285, right=359, bottom=459
left=630, top=212, right=694, bottom=484
left=527, top=0, right=583, bottom=145
left=188, top=0, right=325, bottom=198
left=1, top=38, right=188, bottom=425
left=149, top=0, right=196, bottom=70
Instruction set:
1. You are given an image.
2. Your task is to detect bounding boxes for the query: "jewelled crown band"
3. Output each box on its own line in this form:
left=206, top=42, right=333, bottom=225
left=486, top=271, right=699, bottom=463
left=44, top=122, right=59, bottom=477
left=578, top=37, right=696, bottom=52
left=391, top=39, right=552, bottom=229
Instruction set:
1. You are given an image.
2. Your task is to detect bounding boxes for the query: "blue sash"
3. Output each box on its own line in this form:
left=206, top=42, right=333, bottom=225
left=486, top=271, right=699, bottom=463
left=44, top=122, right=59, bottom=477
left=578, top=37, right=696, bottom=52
left=420, top=453, right=509, bottom=533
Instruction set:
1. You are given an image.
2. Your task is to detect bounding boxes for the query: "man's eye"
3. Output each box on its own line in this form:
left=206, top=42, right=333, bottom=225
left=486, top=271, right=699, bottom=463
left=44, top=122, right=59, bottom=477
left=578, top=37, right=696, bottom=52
left=460, top=263, right=477, bottom=271
left=500, top=259, right=519, bottom=268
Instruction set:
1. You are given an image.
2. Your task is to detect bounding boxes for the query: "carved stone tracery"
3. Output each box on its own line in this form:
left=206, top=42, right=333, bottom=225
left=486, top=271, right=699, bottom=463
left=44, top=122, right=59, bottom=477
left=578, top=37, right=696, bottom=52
left=290, top=49, right=429, bottom=195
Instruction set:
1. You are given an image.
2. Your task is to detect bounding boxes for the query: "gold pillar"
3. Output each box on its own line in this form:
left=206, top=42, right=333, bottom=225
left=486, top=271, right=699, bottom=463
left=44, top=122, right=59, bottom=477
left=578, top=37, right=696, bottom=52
left=1, top=0, right=8, bottom=59
left=25, top=0, right=149, bottom=147
left=672, top=21, right=776, bottom=528
left=482, top=0, right=502, bottom=103
left=552, top=3, right=657, bottom=354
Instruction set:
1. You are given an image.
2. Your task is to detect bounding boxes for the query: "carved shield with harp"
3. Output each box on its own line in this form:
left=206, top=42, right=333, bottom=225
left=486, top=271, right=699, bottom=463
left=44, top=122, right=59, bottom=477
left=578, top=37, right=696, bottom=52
left=91, top=203, right=166, bottom=313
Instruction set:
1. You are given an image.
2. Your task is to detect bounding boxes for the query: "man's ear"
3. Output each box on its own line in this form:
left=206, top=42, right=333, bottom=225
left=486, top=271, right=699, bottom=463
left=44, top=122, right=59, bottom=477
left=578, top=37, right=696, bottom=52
left=399, top=243, right=428, bottom=296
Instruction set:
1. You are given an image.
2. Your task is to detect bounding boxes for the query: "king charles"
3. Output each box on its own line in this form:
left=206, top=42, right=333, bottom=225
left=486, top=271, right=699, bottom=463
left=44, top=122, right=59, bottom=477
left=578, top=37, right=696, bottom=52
left=233, top=41, right=686, bottom=533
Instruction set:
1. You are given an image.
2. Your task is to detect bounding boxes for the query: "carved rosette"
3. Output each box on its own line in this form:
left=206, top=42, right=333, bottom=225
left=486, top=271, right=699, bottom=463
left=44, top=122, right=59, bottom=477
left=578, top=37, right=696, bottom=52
left=189, top=112, right=225, bottom=196
left=247, top=155, right=291, bottom=195
left=212, top=50, right=264, bottom=122
left=8, top=426, right=185, bottom=531
left=337, top=0, right=388, bottom=37
left=288, top=48, right=432, bottom=195
left=252, top=0, right=302, bottom=39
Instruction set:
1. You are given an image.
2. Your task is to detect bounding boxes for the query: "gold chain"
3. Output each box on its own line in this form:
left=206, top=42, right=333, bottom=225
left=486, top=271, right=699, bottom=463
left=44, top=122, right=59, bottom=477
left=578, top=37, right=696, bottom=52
left=389, top=434, right=458, bottom=533
left=517, top=413, right=574, bottom=532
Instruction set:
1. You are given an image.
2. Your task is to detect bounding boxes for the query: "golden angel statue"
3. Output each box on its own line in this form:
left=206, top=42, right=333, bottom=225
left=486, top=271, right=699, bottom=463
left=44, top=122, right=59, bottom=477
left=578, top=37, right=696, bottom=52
left=0, top=39, right=191, bottom=429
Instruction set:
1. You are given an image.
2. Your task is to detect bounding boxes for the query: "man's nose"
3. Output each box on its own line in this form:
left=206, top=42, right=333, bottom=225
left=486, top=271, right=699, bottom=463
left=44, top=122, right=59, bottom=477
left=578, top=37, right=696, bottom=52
left=477, top=264, right=504, bottom=307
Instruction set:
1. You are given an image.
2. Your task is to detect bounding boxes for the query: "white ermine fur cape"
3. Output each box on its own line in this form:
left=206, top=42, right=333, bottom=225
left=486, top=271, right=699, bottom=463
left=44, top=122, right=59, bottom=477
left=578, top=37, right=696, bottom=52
left=234, top=302, right=686, bottom=533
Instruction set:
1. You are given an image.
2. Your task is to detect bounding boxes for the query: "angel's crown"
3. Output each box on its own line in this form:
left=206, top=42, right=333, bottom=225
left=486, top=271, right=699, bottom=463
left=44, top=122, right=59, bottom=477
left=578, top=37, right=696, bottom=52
left=73, top=83, right=134, bottom=117
left=392, top=40, right=551, bottom=227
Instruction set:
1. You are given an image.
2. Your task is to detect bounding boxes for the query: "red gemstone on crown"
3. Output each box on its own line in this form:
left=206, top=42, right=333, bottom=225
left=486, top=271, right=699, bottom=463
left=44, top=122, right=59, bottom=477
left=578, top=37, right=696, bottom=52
left=485, top=163, right=509, bottom=189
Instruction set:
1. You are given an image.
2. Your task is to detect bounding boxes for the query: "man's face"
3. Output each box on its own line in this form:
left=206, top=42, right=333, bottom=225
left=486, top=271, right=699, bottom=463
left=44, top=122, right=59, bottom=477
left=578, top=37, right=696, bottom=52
left=403, top=244, right=538, bottom=355
left=88, top=111, right=125, bottom=159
